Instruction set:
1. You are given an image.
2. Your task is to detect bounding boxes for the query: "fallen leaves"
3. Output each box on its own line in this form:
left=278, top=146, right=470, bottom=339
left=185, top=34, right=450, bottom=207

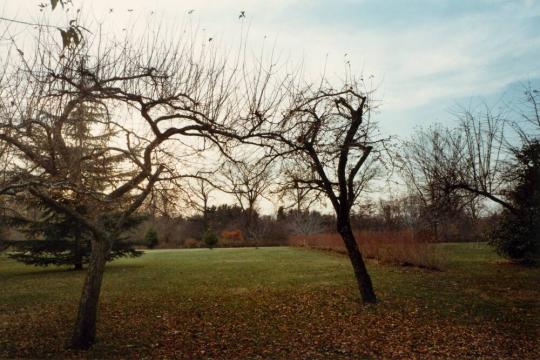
left=1, top=246, right=538, bottom=359
left=1, top=287, right=538, bottom=359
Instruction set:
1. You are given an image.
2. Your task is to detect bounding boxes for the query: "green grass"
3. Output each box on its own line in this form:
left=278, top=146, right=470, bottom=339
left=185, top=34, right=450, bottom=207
left=1, top=244, right=539, bottom=359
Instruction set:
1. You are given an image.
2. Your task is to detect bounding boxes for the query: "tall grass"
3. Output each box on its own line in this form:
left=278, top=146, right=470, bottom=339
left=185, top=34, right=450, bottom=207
left=289, top=229, right=442, bottom=270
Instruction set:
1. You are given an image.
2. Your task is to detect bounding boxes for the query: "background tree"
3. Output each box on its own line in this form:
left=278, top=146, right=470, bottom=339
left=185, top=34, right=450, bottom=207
left=402, top=87, right=540, bottom=249
left=404, top=108, right=512, bottom=213
left=249, top=78, right=387, bottom=303
left=400, top=124, right=483, bottom=241
left=287, top=210, right=324, bottom=237
left=220, top=157, right=274, bottom=242
left=203, top=231, right=218, bottom=249
left=0, top=142, right=12, bottom=243
left=276, top=165, right=321, bottom=214
left=144, top=226, right=159, bottom=249
left=6, top=200, right=143, bottom=269
left=187, top=177, right=215, bottom=233
left=488, top=85, right=540, bottom=261
left=456, top=108, right=512, bottom=210
left=489, top=139, right=540, bottom=262
left=510, top=84, right=540, bottom=146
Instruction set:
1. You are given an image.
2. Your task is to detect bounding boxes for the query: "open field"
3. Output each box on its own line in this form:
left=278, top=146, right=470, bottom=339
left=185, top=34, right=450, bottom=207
left=0, top=243, right=538, bottom=359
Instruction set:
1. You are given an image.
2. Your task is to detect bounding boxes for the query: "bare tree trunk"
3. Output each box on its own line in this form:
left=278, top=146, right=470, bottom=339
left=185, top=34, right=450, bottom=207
left=74, top=255, right=83, bottom=270
left=202, top=209, right=209, bottom=233
left=73, top=229, right=83, bottom=271
left=245, top=206, right=258, bottom=247
left=337, top=218, right=377, bottom=304
left=70, top=238, right=109, bottom=349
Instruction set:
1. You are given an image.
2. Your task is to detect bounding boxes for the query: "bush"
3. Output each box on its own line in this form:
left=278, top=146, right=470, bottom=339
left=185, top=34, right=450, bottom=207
left=289, top=229, right=443, bottom=270
left=203, top=232, right=219, bottom=249
left=489, top=140, right=539, bottom=263
left=184, top=238, right=201, bottom=248
left=7, top=239, right=142, bottom=268
left=489, top=213, right=539, bottom=263
left=144, top=227, right=159, bottom=249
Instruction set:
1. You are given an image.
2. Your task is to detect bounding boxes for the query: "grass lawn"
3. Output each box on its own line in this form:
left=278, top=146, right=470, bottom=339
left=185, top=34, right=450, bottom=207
left=0, top=243, right=538, bottom=359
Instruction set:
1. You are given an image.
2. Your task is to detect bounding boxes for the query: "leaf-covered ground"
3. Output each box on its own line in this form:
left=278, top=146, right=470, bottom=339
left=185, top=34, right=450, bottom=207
left=0, top=244, right=538, bottom=359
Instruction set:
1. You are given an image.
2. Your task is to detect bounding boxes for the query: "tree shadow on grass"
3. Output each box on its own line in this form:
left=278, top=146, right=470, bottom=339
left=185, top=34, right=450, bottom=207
left=8, top=263, right=145, bottom=279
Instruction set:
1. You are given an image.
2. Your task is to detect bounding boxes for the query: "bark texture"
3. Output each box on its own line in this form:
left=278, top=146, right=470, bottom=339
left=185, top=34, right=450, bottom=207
left=70, top=239, right=109, bottom=349
left=337, top=218, right=377, bottom=304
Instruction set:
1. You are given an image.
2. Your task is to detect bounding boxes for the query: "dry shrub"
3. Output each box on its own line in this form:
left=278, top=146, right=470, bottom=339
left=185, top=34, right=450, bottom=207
left=219, top=236, right=246, bottom=248
left=289, top=229, right=442, bottom=270
left=184, top=238, right=202, bottom=248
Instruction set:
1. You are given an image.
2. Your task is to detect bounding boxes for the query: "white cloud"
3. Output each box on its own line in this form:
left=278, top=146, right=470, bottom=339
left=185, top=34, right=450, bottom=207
left=2, top=0, right=539, bottom=113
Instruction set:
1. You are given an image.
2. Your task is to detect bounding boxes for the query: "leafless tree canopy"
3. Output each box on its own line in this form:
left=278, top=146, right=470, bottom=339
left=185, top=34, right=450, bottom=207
left=233, top=77, right=389, bottom=303
left=219, top=156, right=274, bottom=238
left=0, top=24, right=276, bottom=347
left=401, top=106, right=515, bottom=215
left=247, top=80, right=385, bottom=213
left=511, top=84, right=540, bottom=145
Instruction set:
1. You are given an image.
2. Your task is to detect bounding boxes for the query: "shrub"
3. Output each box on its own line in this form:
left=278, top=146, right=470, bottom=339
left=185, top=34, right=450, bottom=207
left=489, top=140, right=539, bottom=263
left=7, top=212, right=144, bottom=269
left=144, top=227, right=159, bottom=249
left=489, top=213, right=539, bottom=263
left=203, top=232, right=219, bottom=249
left=289, top=229, right=443, bottom=270
left=184, top=238, right=201, bottom=248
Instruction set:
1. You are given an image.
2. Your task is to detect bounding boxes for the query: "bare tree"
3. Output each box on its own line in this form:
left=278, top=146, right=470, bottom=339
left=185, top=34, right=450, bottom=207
left=220, top=156, right=274, bottom=241
left=458, top=108, right=512, bottom=208
left=187, top=177, right=215, bottom=232
left=400, top=124, right=475, bottom=239
left=402, top=107, right=515, bottom=217
left=276, top=165, right=321, bottom=214
left=246, top=78, right=387, bottom=303
left=0, top=25, right=253, bottom=348
left=510, top=83, right=540, bottom=145
left=287, top=210, right=324, bottom=238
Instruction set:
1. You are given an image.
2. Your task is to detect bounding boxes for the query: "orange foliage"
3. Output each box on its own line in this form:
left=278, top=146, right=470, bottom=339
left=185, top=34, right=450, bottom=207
left=221, top=230, right=245, bottom=242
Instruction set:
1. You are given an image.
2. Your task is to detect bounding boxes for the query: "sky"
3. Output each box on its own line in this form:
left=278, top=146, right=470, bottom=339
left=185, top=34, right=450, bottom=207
left=3, top=0, right=539, bottom=133
left=1, top=0, right=539, bottom=212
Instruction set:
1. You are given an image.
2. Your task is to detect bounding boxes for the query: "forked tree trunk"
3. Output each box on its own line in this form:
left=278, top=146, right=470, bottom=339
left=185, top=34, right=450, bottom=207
left=337, top=218, right=377, bottom=304
left=70, top=238, right=109, bottom=349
